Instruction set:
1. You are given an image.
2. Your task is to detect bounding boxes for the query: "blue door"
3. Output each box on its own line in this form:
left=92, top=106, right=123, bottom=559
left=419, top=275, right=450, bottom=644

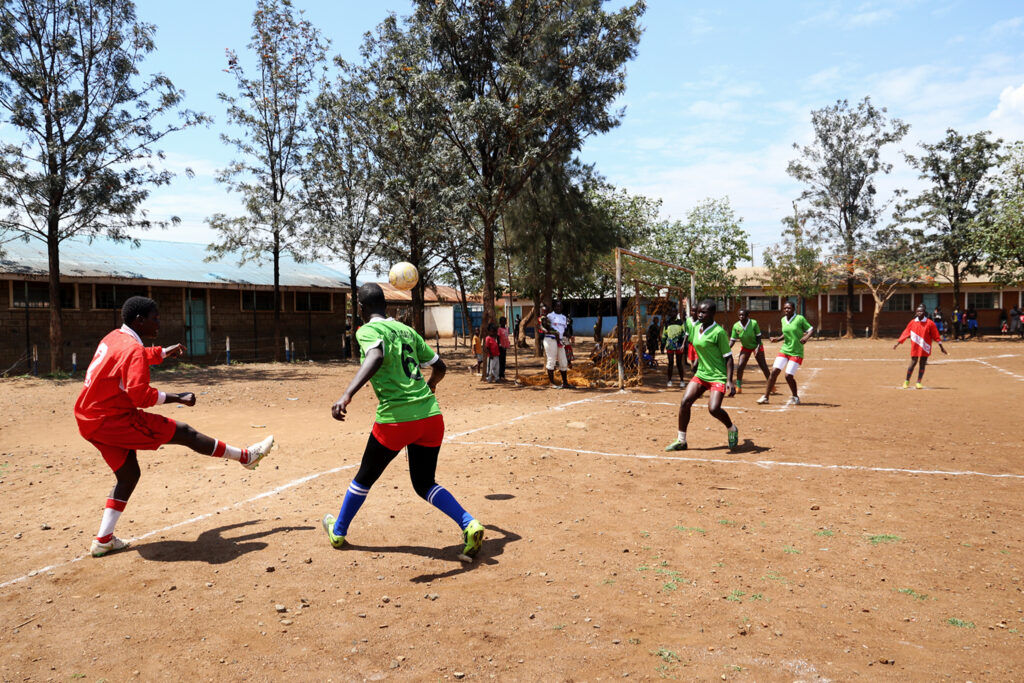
left=921, top=293, right=938, bottom=315
left=186, top=290, right=208, bottom=356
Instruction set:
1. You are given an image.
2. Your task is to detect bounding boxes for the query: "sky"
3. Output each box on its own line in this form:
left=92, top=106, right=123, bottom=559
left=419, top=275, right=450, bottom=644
left=123, top=1, right=1024, bottom=269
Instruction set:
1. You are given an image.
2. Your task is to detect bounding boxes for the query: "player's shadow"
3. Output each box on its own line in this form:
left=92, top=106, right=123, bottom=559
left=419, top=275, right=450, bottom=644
left=341, top=524, right=521, bottom=583
left=485, top=493, right=515, bottom=500
left=136, top=520, right=314, bottom=564
left=789, top=401, right=840, bottom=407
left=688, top=440, right=770, bottom=454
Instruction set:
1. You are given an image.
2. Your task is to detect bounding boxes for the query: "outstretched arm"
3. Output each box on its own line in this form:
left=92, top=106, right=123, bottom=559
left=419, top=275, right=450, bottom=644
left=332, top=347, right=384, bottom=421
left=427, top=357, right=447, bottom=393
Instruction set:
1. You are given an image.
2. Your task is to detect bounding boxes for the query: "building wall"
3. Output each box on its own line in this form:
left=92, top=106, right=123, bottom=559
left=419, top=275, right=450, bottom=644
left=424, top=305, right=454, bottom=338
left=1, top=280, right=348, bottom=373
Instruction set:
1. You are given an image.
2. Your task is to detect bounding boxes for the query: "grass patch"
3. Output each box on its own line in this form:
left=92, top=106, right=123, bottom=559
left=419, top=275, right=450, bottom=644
left=639, top=530, right=650, bottom=538
left=815, top=529, right=835, bottom=537
left=761, top=571, right=787, bottom=583
left=896, top=588, right=929, bottom=601
left=783, top=545, right=801, bottom=554
left=718, top=519, right=735, bottom=526
left=725, top=590, right=745, bottom=603
left=552, top=624, right=566, bottom=630
left=867, top=534, right=902, bottom=545
left=749, top=593, right=764, bottom=601
left=947, top=617, right=975, bottom=629
left=637, top=565, right=650, bottom=572
left=602, top=578, right=616, bottom=585
left=673, top=525, right=706, bottom=535
left=653, top=647, right=680, bottom=663
left=663, top=582, right=679, bottom=592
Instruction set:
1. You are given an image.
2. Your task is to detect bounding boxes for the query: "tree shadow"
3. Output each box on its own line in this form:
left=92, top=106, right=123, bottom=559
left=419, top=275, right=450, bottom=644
left=136, top=520, right=314, bottom=564
left=339, top=524, right=521, bottom=583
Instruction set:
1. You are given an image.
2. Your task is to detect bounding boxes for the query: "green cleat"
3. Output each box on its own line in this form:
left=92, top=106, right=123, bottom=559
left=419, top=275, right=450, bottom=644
left=664, top=439, right=687, bottom=452
left=321, top=514, right=346, bottom=549
left=728, top=426, right=739, bottom=450
left=459, top=519, right=485, bottom=562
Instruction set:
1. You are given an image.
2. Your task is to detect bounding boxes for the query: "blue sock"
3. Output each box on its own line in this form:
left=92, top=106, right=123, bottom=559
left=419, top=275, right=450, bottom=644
left=426, top=484, right=474, bottom=530
left=335, top=480, right=370, bottom=536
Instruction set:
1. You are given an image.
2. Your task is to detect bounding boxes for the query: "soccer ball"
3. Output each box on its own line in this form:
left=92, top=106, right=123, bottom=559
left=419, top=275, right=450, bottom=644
left=389, top=261, right=419, bottom=291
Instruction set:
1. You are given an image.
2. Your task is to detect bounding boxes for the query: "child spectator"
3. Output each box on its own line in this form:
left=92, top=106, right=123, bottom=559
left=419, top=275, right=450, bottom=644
left=484, top=323, right=500, bottom=382
left=497, top=316, right=511, bottom=379
left=471, top=327, right=483, bottom=375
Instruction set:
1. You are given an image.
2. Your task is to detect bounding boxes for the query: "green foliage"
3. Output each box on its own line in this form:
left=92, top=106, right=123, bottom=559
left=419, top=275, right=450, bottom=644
left=983, top=141, right=1024, bottom=286
left=867, top=534, right=901, bottom=545
left=639, top=197, right=750, bottom=300
left=946, top=617, right=975, bottom=629
left=761, top=203, right=833, bottom=302
left=899, top=129, right=1002, bottom=299
left=896, top=588, right=929, bottom=601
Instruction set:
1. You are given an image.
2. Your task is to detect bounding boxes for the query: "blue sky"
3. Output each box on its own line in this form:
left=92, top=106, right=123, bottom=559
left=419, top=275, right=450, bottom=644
left=133, top=1, right=1024, bottom=267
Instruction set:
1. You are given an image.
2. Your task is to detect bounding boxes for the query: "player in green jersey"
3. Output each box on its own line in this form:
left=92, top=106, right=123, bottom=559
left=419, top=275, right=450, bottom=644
left=665, top=299, right=739, bottom=451
left=757, top=300, right=813, bottom=406
left=322, top=283, right=485, bottom=562
left=661, top=311, right=688, bottom=387
left=729, top=308, right=771, bottom=393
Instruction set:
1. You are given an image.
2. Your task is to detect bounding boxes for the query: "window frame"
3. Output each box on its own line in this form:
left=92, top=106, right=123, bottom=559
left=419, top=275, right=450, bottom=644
left=9, top=280, right=78, bottom=310
left=827, top=293, right=863, bottom=313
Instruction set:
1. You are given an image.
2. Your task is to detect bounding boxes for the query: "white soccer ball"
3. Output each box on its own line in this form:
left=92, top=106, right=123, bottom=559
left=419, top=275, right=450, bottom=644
left=388, top=261, right=419, bottom=291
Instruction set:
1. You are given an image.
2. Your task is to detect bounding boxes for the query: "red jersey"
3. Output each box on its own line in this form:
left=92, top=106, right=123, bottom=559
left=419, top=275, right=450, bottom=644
left=74, top=326, right=167, bottom=435
left=484, top=335, right=500, bottom=357
left=897, top=317, right=941, bottom=357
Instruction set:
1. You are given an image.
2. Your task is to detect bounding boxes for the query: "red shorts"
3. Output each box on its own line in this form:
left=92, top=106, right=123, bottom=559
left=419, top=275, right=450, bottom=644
left=689, top=377, right=727, bottom=394
left=372, top=414, right=445, bottom=452
left=776, top=353, right=804, bottom=365
left=81, top=411, right=177, bottom=471
left=687, top=345, right=697, bottom=362
left=740, top=344, right=764, bottom=355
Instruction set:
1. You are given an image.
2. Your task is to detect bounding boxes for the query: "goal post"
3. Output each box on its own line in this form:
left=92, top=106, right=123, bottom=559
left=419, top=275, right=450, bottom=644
left=615, top=248, right=696, bottom=390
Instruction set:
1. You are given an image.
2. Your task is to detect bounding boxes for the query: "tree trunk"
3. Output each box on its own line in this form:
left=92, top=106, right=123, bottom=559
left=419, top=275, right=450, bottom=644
left=816, top=294, right=822, bottom=337
left=844, top=276, right=855, bottom=338
left=47, top=228, right=63, bottom=373
left=273, top=230, right=282, bottom=362
left=517, top=306, right=533, bottom=347
left=541, top=231, right=554, bottom=308
left=533, top=293, right=544, bottom=358
left=870, top=293, right=882, bottom=339
left=952, top=265, right=962, bottom=310
left=481, top=213, right=496, bottom=339
left=349, top=263, right=359, bottom=360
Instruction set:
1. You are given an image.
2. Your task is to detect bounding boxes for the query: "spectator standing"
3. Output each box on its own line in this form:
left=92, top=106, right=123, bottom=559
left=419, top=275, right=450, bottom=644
left=647, top=317, right=661, bottom=357
left=1011, top=304, right=1024, bottom=338
left=484, top=323, right=501, bottom=382
left=497, top=316, right=511, bottom=379
left=951, top=305, right=963, bottom=341
left=933, top=306, right=945, bottom=341
left=471, top=327, right=483, bottom=374
left=966, top=305, right=979, bottom=338
left=540, top=302, right=573, bottom=388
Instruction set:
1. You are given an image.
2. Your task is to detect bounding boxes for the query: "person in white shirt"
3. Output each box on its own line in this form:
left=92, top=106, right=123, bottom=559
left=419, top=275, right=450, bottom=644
left=541, top=301, right=573, bottom=388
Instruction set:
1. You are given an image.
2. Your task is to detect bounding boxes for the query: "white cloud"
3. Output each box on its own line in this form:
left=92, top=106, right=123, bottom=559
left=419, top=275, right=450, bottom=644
left=986, top=82, right=1024, bottom=140
left=848, top=9, right=895, bottom=27
left=990, top=16, right=1024, bottom=35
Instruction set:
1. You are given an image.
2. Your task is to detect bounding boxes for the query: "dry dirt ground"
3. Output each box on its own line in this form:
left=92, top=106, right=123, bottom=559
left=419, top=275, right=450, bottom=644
left=1, top=336, right=1023, bottom=682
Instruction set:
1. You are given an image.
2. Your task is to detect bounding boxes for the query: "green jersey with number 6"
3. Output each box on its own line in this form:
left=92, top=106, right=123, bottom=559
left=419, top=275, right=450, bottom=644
left=356, top=318, right=441, bottom=424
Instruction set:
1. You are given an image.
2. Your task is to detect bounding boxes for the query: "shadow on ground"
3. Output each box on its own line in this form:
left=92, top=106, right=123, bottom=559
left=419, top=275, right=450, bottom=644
left=136, top=520, right=314, bottom=564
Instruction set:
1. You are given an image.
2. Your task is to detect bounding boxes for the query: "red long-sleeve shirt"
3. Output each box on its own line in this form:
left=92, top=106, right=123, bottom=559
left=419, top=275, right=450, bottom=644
left=897, top=317, right=942, bottom=357
left=74, top=326, right=167, bottom=435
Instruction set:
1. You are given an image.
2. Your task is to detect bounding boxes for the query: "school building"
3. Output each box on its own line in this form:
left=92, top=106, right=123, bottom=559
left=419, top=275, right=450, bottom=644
left=0, top=235, right=355, bottom=373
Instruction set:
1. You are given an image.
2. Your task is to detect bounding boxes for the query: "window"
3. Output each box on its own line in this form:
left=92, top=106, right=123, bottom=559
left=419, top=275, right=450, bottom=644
left=94, top=284, right=148, bottom=310
left=966, top=292, right=997, bottom=309
left=828, top=294, right=862, bottom=313
left=11, top=281, right=76, bottom=309
left=747, top=296, right=779, bottom=311
left=295, top=291, right=331, bottom=312
left=241, top=291, right=276, bottom=311
left=883, top=293, right=913, bottom=312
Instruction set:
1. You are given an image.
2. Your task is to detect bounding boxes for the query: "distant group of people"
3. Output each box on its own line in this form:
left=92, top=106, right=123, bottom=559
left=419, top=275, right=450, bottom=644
left=471, top=316, right=512, bottom=383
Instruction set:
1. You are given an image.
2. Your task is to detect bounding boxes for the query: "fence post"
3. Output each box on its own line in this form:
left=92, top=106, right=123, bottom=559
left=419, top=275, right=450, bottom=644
left=284, top=336, right=290, bottom=363
left=226, top=336, right=231, bottom=365
left=72, top=352, right=77, bottom=374
left=290, top=341, right=296, bottom=363
left=32, top=344, right=38, bottom=376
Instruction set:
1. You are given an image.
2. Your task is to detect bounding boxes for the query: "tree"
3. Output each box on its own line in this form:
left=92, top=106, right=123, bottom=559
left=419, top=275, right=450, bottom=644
left=899, top=129, right=1002, bottom=303
left=839, top=227, right=938, bottom=339
left=639, top=197, right=751, bottom=301
left=348, top=17, right=462, bottom=336
left=303, top=74, right=383, bottom=359
left=983, top=141, right=1024, bottom=286
left=414, top=0, right=645, bottom=333
left=761, top=203, right=833, bottom=329
left=207, top=0, right=327, bottom=361
left=436, top=215, right=482, bottom=344
left=0, top=0, right=206, bottom=371
left=788, top=97, right=909, bottom=337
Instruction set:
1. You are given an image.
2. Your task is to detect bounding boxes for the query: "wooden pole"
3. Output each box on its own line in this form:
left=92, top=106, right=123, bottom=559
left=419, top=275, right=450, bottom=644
left=633, top=279, right=642, bottom=386
left=615, top=248, right=624, bottom=390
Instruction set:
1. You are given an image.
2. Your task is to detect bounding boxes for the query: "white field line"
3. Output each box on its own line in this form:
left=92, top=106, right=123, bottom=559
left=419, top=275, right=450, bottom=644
left=971, top=359, right=1024, bottom=382
left=0, top=464, right=356, bottom=591
left=445, top=395, right=599, bottom=439
left=780, top=366, right=820, bottom=412
left=821, top=353, right=1019, bottom=363
left=446, top=440, right=1024, bottom=481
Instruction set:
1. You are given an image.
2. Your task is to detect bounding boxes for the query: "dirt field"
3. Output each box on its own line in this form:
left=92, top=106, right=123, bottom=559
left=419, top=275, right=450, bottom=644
left=2, top=336, right=1023, bottom=682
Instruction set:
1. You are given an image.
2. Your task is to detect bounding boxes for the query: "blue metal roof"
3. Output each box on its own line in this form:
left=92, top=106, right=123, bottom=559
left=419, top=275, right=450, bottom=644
left=0, top=235, right=357, bottom=289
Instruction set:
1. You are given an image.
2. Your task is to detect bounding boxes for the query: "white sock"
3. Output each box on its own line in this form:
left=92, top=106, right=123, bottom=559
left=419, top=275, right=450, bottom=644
left=210, top=439, right=245, bottom=461
left=97, top=498, right=127, bottom=541
left=678, top=431, right=686, bottom=442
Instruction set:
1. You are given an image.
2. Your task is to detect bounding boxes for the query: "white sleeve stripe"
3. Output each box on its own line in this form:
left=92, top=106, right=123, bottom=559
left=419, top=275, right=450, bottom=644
left=363, top=339, right=383, bottom=352
left=420, top=353, right=440, bottom=368
left=156, top=391, right=166, bottom=405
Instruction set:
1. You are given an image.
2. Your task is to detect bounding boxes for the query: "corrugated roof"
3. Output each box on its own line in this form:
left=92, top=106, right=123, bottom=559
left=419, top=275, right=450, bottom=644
left=376, top=281, right=476, bottom=304
left=0, top=235, right=356, bottom=289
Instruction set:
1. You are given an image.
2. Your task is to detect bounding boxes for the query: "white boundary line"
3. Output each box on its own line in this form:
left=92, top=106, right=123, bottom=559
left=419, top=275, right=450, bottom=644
left=445, top=395, right=599, bottom=439
left=0, top=464, right=356, bottom=590
left=447, top=439, right=1024, bottom=481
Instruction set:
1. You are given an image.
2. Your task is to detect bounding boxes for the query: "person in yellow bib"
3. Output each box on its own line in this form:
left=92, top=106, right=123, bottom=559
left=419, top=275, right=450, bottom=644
left=665, top=299, right=739, bottom=451
left=757, top=300, right=813, bottom=406
left=729, top=308, right=771, bottom=393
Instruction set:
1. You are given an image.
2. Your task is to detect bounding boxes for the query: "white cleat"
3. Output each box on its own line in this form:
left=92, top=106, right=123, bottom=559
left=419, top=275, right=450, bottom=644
left=756, top=396, right=769, bottom=404
left=90, top=536, right=130, bottom=557
left=787, top=396, right=801, bottom=405
left=243, top=435, right=275, bottom=470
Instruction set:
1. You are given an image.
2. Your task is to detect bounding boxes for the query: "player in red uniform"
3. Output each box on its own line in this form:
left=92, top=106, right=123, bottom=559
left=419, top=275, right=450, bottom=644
left=893, top=303, right=947, bottom=389
left=75, top=296, right=274, bottom=557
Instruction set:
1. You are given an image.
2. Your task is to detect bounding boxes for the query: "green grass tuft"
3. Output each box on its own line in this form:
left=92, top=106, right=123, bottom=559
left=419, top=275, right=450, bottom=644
left=867, top=534, right=902, bottom=545
left=947, top=617, right=975, bottom=629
